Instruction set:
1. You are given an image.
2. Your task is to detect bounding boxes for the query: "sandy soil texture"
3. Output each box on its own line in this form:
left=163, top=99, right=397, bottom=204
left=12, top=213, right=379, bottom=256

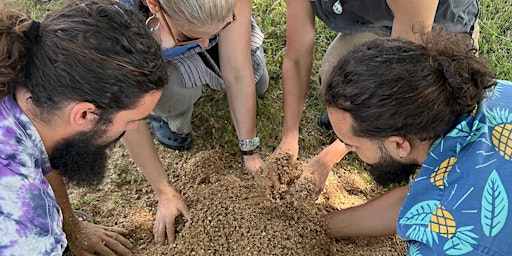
left=68, top=144, right=406, bottom=255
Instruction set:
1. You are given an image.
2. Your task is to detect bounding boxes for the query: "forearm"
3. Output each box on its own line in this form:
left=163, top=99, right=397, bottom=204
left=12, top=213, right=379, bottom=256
left=281, top=0, right=316, bottom=142
left=281, top=56, right=313, bottom=141
left=318, top=140, right=349, bottom=166
left=219, top=0, right=257, bottom=141
left=45, top=171, right=80, bottom=232
left=325, top=185, right=409, bottom=238
left=122, top=122, right=173, bottom=196
left=224, top=74, right=257, bottom=140
left=387, top=0, right=438, bottom=42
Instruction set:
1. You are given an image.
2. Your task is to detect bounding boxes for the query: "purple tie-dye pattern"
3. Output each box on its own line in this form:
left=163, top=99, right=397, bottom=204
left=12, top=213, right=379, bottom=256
left=1, top=125, right=16, bottom=140
left=17, top=183, right=55, bottom=236
left=0, top=95, right=66, bottom=254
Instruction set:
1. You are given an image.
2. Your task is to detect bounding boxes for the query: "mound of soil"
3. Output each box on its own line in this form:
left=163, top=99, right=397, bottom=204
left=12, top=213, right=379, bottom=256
left=67, top=144, right=407, bottom=255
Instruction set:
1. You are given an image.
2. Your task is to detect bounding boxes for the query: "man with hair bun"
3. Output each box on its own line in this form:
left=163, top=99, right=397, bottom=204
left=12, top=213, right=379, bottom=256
left=275, top=0, right=480, bottom=195
left=0, top=0, right=167, bottom=254
left=323, top=30, right=512, bottom=255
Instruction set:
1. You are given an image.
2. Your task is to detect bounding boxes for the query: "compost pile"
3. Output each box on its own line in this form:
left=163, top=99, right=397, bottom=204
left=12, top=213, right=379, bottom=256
left=67, top=144, right=407, bottom=255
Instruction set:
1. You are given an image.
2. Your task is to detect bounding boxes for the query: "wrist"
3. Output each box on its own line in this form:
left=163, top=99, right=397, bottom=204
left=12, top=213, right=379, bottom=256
left=240, top=145, right=260, bottom=156
left=239, top=136, right=260, bottom=150
left=62, top=214, right=81, bottom=233
left=155, top=182, right=176, bottom=197
left=239, top=136, right=260, bottom=156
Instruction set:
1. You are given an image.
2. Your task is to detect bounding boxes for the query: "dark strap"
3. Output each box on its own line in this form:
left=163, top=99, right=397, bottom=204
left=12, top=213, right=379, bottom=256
left=240, top=146, right=261, bottom=156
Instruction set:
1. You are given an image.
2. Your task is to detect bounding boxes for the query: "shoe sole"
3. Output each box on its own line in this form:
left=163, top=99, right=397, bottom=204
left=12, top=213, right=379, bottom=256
left=148, top=115, right=193, bottom=151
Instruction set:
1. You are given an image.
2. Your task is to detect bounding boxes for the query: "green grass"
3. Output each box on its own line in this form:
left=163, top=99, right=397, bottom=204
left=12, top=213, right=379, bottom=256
left=478, top=1, right=512, bottom=80
left=20, top=0, right=512, bottom=176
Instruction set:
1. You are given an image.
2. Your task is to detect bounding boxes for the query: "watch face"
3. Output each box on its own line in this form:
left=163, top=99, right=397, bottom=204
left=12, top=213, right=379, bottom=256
left=332, top=0, right=343, bottom=14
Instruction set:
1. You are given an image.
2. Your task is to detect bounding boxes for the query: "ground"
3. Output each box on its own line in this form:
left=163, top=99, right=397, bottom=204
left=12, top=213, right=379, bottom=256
left=68, top=141, right=407, bottom=255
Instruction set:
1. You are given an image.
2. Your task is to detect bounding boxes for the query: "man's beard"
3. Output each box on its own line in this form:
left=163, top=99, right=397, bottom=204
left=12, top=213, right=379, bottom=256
left=367, top=144, right=419, bottom=187
left=50, top=124, right=125, bottom=188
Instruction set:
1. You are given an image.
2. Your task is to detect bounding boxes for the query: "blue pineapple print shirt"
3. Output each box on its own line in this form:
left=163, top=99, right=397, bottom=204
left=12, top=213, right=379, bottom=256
left=397, top=80, right=512, bottom=255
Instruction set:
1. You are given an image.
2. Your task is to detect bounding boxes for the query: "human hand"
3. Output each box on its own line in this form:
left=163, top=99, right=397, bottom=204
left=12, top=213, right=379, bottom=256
left=296, top=154, right=333, bottom=198
left=244, top=154, right=279, bottom=196
left=153, top=188, right=191, bottom=245
left=67, top=221, right=133, bottom=256
left=272, top=139, right=299, bottom=166
left=243, top=153, right=265, bottom=179
left=296, top=141, right=349, bottom=197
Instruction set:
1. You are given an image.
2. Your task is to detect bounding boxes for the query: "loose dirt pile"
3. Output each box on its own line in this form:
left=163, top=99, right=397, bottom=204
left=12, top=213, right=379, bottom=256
left=67, top=144, right=407, bottom=255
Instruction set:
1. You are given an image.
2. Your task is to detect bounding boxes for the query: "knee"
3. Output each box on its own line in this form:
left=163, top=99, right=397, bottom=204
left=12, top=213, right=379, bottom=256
left=255, top=68, right=269, bottom=97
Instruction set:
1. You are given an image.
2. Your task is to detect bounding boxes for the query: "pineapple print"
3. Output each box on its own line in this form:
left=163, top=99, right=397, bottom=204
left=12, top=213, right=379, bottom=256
left=486, top=108, right=512, bottom=160
left=428, top=205, right=457, bottom=239
left=430, top=157, right=457, bottom=189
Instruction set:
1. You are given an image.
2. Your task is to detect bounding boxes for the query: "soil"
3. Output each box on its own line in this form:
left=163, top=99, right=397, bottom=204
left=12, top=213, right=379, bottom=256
left=67, top=143, right=407, bottom=255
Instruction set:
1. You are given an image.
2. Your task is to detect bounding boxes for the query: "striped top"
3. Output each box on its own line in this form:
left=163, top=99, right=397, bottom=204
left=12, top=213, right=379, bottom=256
left=119, top=0, right=266, bottom=90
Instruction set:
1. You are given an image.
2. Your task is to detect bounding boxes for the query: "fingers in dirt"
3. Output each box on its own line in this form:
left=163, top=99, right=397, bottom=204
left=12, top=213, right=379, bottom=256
left=94, top=242, right=124, bottom=256
left=100, top=225, right=129, bottom=235
left=153, top=223, right=166, bottom=245
left=166, top=223, right=176, bottom=244
left=110, top=232, right=133, bottom=249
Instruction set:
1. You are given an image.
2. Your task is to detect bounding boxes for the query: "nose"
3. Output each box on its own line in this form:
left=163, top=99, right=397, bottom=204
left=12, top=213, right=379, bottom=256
left=198, top=38, right=209, bottom=47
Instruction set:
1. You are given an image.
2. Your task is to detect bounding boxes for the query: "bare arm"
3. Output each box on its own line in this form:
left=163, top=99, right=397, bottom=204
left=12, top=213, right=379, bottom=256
left=325, top=185, right=409, bottom=238
left=299, top=140, right=348, bottom=195
left=387, top=0, right=439, bottom=42
left=121, top=122, right=190, bottom=245
left=274, top=0, right=316, bottom=161
left=122, top=122, right=172, bottom=196
left=46, top=171, right=81, bottom=235
left=218, top=0, right=264, bottom=176
left=46, top=171, right=133, bottom=256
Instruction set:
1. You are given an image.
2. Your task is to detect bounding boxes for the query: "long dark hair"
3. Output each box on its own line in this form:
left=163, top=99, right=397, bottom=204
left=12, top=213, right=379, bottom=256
left=324, top=30, right=496, bottom=141
left=0, top=0, right=167, bottom=123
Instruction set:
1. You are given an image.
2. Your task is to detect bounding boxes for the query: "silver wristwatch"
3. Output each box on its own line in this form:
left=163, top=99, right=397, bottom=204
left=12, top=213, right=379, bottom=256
left=239, top=136, right=260, bottom=150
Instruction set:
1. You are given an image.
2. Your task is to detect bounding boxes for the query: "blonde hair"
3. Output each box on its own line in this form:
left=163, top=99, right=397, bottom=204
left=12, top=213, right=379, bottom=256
left=160, top=0, right=235, bottom=30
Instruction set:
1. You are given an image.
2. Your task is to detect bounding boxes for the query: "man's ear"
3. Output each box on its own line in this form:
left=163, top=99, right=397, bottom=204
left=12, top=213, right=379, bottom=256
left=385, top=136, right=411, bottom=159
left=145, top=0, right=159, bottom=14
left=68, top=102, right=97, bottom=129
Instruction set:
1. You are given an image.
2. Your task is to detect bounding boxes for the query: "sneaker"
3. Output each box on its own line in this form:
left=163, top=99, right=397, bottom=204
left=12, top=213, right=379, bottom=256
left=317, top=110, right=332, bottom=130
left=148, top=114, right=193, bottom=151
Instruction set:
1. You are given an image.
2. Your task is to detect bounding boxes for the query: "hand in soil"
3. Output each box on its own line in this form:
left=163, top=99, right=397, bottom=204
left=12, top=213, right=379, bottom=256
left=153, top=189, right=191, bottom=245
left=293, top=174, right=319, bottom=200
left=243, top=153, right=279, bottom=195
left=296, top=153, right=334, bottom=197
left=261, top=152, right=300, bottom=198
left=247, top=159, right=280, bottom=196
left=271, top=140, right=299, bottom=166
left=67, top=221, right=133, bottom=256
left=242, top=153, right=265, bottom=179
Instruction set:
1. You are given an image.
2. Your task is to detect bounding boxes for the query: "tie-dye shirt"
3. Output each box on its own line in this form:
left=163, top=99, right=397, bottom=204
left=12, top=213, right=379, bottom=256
left=397, top=80, right=512, bottom=255
left=0, top=95, right=66, bottom=255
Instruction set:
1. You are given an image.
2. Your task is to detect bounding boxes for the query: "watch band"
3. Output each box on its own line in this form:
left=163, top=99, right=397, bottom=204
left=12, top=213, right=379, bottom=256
left=239, top=136, right=260, bottom=150
left=240, top=146, right=261, bottom=156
